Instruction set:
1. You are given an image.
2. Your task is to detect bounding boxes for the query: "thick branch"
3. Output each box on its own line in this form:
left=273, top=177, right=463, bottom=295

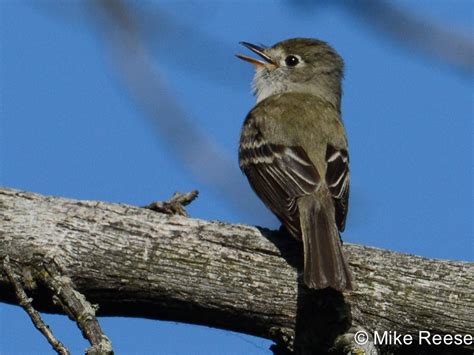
left=1, top=188, right=472, bottom=353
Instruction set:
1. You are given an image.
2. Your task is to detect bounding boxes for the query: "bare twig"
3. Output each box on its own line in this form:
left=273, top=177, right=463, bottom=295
left=144, top=190, right=199, bottom=216
left=2, top=257, right=70, bottom=355
left=39, top=259, right=113, bottom=355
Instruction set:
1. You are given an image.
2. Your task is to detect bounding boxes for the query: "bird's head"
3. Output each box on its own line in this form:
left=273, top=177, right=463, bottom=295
left=237, top=38, right=344, bottom=107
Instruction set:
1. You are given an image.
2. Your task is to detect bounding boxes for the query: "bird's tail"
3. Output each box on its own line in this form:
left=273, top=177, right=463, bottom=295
left=298, top=194, right=353, bottom=291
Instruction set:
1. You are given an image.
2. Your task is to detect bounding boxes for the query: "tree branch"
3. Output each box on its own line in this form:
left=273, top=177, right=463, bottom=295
left=3, top=256, right=70, bottom=355
left=0, top=187, right=472, bottom=353
left=38, top=258, right=113, bottom=355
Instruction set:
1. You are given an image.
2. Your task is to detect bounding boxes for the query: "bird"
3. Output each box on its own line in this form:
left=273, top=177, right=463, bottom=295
left=237, top=38, right=353, bottom=291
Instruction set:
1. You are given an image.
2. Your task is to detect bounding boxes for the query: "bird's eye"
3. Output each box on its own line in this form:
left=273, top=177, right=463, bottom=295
left=285, top=55, right=299, bottom=67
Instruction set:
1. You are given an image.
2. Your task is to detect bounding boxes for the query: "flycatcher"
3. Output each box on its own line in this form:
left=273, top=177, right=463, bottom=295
left=237, top=38, right=353, bottom=291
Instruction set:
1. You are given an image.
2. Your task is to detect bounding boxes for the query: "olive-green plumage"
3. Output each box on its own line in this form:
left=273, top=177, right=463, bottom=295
left=238, top=38, right=353, bottom=291
left=242, top=93, right=347, bottom=170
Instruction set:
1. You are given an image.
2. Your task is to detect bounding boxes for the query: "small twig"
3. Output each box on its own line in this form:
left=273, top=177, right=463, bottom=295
left=2, top=256, right=70, bottom=355
left=39, top=259, right=113, bottom=355
left=144, top=190, right=199, bottom=216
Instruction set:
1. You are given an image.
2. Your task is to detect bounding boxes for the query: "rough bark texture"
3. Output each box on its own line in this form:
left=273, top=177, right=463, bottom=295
left=1, top=188, right=473, bottom=354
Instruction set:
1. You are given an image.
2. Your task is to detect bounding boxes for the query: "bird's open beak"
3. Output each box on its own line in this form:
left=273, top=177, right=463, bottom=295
left=236, top=42, right=277, bottom=67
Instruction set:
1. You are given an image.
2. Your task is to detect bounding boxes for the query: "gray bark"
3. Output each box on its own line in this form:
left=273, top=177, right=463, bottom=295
left=1, top=188, right=472, bottom=353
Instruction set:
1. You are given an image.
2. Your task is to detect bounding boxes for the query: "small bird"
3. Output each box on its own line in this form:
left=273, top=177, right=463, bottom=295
left=237, top=38, right=353, bottom=291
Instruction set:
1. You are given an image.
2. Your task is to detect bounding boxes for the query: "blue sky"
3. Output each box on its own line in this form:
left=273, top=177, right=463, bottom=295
left=1, top=1, right=472, bottom=354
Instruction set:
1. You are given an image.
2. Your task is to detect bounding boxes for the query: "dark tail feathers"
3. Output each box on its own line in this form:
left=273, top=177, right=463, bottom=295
left=299, top=195, right=353, bottom=291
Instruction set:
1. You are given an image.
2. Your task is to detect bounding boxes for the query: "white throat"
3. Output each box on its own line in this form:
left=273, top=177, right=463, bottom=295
left=252, top=68, right=288, bottom=103
left=252, top=67, right=341, bottom=108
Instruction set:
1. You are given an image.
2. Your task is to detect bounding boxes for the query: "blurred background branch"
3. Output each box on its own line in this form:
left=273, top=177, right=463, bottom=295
left=339, top=0, right=474, bottom=76
left=88, top=0, right=272, bottom=222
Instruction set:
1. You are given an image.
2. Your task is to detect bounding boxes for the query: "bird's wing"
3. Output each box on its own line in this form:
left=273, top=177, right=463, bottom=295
left=239, top=130, right=321, bottom=238
left=325, top=144, right=350, bottom=232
